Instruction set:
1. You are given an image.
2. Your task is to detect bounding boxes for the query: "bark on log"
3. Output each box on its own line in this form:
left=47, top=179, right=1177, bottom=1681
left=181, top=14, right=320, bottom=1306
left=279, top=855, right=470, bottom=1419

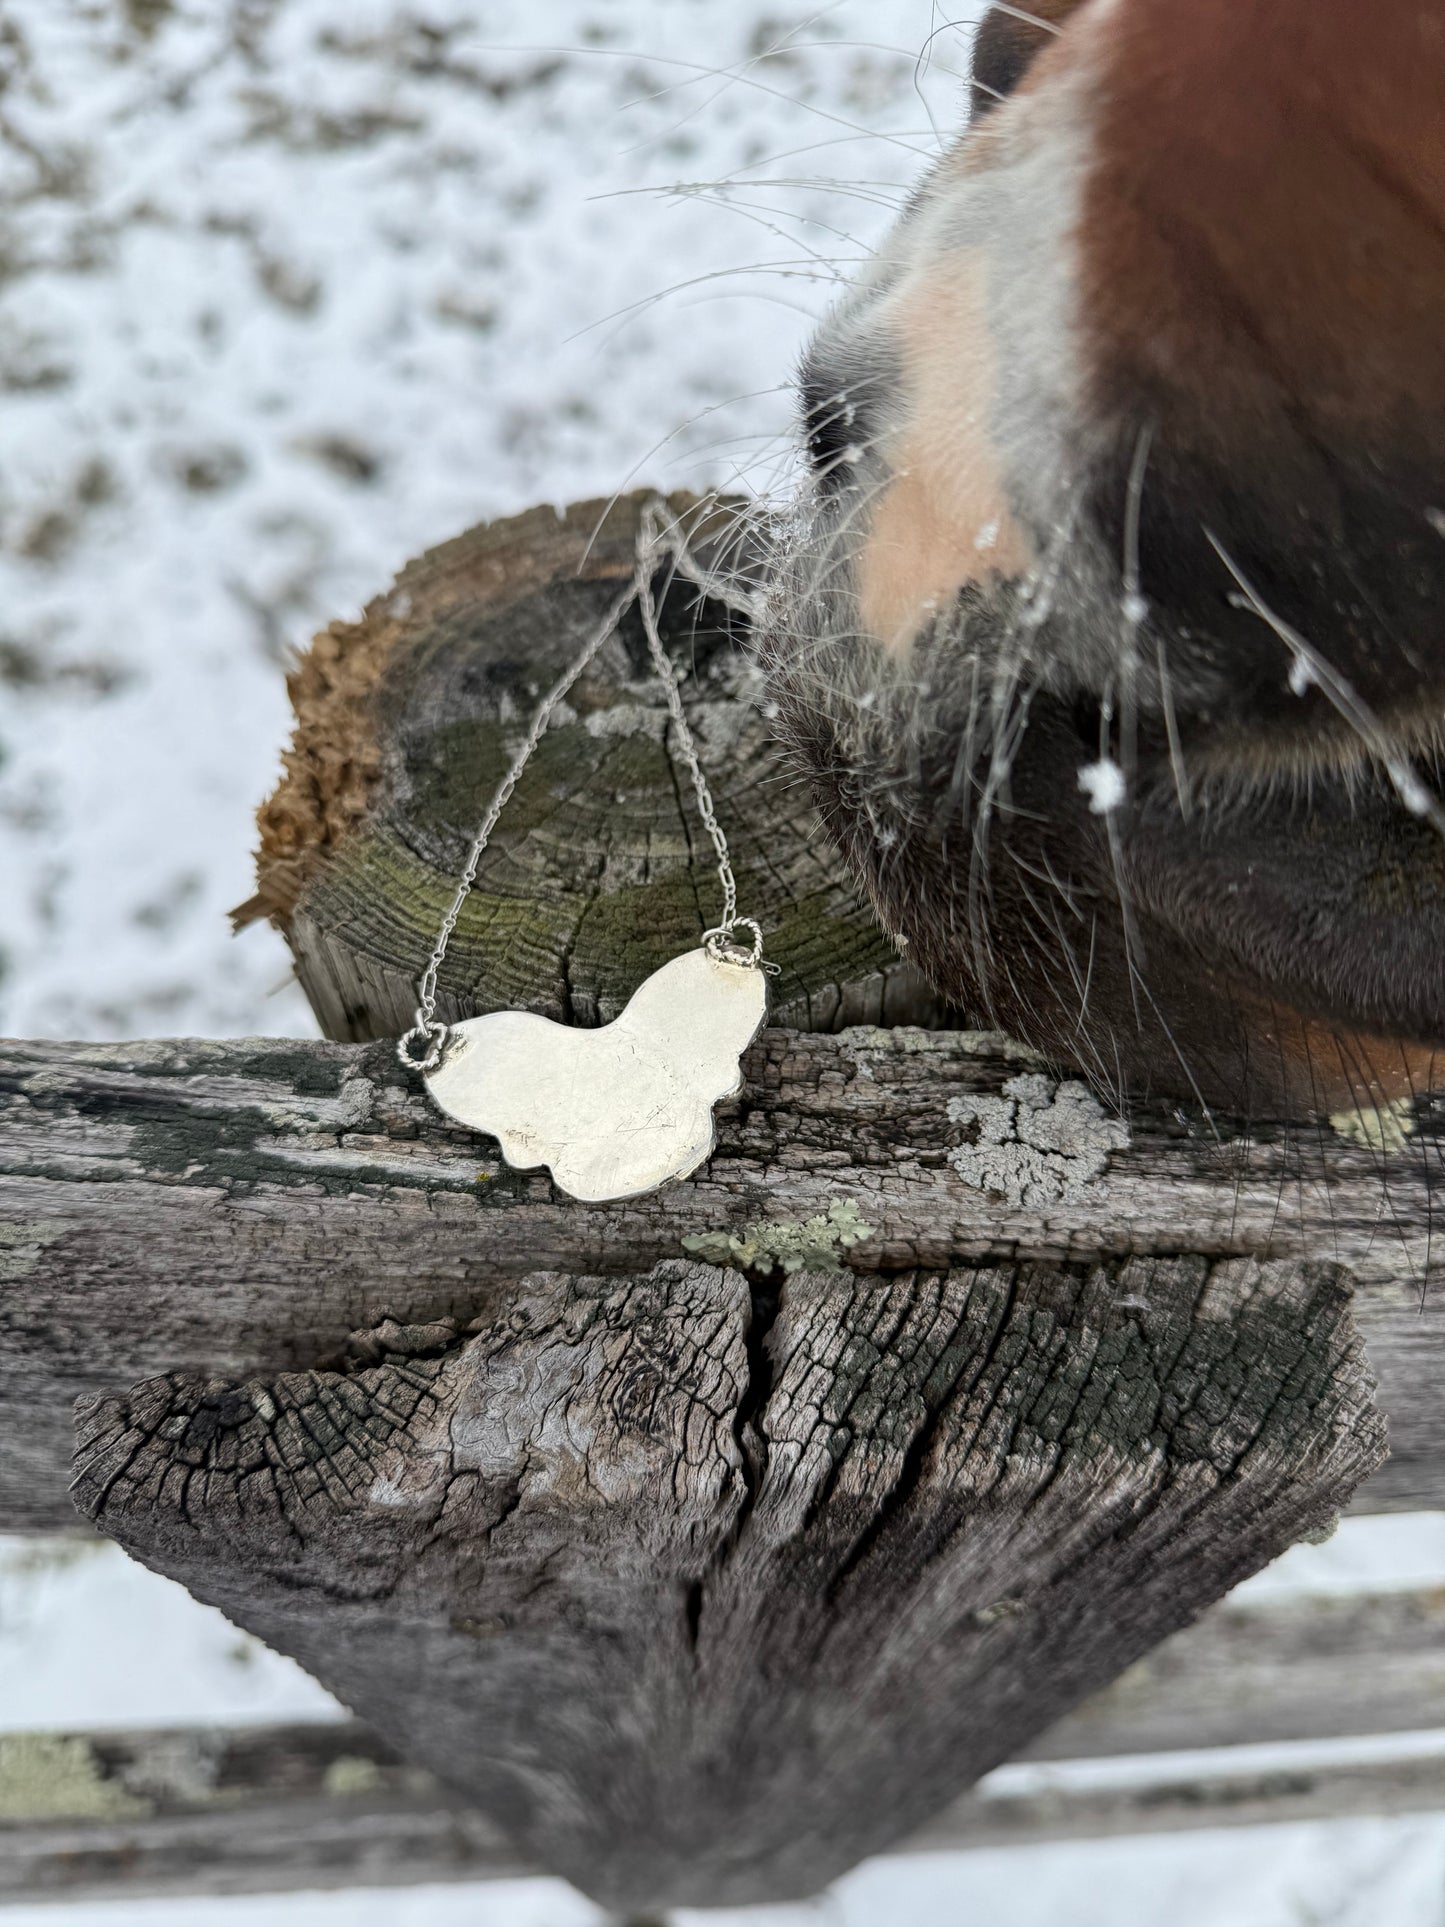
left=237, top=490, right=947, bottom=1037
left=72, top=1254, right=1383, bottom=1912
left=1, top=1031, right=1440, bottom=1533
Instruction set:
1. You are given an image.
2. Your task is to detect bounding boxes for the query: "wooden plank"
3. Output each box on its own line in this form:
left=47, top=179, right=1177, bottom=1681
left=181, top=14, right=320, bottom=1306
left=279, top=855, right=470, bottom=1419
left=2, top=1033, right=1442, bottom=1533
left=26, top=1755, right=1445, bottom=1903
left=1035, top=1585, right=1445, bottom=1760
left=9, top=1629, right=1445, bottom=1910
left=918, top=1750, right=1445, bottom=1851
left=6, top=1581, right=1441, bottom=1902
left=0, top=1723, right=523, bottom=1904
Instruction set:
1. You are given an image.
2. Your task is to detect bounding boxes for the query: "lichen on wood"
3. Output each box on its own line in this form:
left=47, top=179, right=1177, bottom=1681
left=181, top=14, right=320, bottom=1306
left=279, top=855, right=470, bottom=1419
left=2, top=479, right=1430, bottom=1901
left=0, top=1736, right=149, bottom=1824
left=1331, top=1096, right=1416, bottom=1153
left=947, top=1072, right=1130, bottom=1205
left=681, top=1197, right=875, bottom=1274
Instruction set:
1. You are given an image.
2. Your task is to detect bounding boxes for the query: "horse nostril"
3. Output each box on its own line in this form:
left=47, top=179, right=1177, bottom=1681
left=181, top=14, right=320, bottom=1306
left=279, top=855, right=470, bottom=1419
left=802, top=369, right=860, bottom=483
left=970, top=0, right=1089, bottom=118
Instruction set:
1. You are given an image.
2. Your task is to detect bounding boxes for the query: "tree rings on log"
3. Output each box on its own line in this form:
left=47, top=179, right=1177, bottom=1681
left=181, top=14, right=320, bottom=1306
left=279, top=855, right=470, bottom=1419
left=74, top=1253, right=1385, bottom=1913
left=240, top=491, right=948, bottom=1040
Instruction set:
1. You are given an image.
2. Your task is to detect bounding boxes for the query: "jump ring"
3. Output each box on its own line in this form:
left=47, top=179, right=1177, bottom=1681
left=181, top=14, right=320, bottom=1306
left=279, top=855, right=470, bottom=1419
left=397, top=1016, right=449, bottom=1074
left=704, top=919, right=765, bottom=969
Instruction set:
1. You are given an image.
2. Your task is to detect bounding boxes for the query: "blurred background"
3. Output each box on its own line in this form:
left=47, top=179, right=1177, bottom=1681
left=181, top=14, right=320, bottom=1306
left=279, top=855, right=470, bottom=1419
left=3, top=4, right=1445, bottom=1922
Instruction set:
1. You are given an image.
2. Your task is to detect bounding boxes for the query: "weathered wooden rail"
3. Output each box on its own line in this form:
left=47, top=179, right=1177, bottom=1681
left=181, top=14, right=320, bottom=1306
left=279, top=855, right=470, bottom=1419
left=10, top=1726, right=1445, bottom=1904
left=1, top=1025, right=1435, bottom=1909
left=3, top=1029, right=1442, bottom=1536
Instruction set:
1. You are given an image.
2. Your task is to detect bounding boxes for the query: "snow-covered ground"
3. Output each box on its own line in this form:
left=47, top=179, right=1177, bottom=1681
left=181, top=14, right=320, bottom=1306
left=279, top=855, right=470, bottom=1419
left=3, top=3, right=1444, bottom=1921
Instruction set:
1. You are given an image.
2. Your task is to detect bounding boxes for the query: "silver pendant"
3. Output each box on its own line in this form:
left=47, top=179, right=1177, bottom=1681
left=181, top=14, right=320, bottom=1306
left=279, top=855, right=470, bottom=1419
left=422, top=947, right=768, bottom=1202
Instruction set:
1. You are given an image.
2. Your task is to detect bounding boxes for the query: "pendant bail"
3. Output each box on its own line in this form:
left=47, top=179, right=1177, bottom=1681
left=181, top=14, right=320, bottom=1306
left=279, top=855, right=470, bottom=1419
left=704, top=919, right=766, bottom=970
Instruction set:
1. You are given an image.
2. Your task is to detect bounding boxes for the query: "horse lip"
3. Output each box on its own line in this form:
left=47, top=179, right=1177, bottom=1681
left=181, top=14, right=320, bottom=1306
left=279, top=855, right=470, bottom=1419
left=1115, top=754, right=1445, bottom=1050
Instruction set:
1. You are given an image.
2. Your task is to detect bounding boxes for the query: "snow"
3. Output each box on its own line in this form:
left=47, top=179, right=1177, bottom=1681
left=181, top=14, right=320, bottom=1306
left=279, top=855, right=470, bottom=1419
left=1077, top=755, right=1127, bottom=814
left=3, top=3, right=1445, bottom=1920
left=0, top=1535, right=340, bottom=1731
left=1121, top=589, right=1149, bottom=627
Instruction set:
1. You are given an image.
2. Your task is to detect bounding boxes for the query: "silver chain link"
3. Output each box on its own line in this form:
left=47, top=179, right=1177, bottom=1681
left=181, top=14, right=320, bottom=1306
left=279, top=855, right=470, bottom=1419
left=397, top=499, right=763, bottom=1071
left=636, top=499, right=741, bottom=941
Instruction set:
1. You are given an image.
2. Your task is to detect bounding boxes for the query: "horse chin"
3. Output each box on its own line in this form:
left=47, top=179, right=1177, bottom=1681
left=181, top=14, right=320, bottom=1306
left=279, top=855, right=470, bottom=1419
left=762, top=559, right=1445, bottom=1122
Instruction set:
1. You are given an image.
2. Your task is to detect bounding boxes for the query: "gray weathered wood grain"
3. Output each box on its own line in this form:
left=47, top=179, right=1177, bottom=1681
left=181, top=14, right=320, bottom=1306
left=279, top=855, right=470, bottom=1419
left=5, top=483, right=1428, bottom=1917
left=915, top=1748, right=1445, bottom=1851
left=2, top=1031, right=1440, bottom=1531
left=71, top=1254, right=1383, bottom=1911
left=1034, top=1582, right=1445, bottom=1760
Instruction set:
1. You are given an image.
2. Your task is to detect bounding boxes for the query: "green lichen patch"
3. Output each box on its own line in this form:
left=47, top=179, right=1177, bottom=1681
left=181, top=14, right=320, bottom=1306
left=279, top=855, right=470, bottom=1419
left=565, top=871, right=721, bottom=1016
left=762, top=888, right=897, bottom=1014
left=0, top=1734, right=150, bottom=1823
left=322, top=1754, right=385, bottom=1797
left=407, top=718, right=675, bottom=848
left=0, top=1220, right=69, bottom=1281
left=683, top=1197, right=875, bottom=1276
left=1330, top=1096, right=1415, bottom=1155
left=297, top=825, right=578, bottom=1034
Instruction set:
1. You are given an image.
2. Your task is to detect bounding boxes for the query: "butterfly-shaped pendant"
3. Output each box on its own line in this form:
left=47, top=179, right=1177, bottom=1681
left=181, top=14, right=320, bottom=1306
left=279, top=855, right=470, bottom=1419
left=423, top=947, right=768, bottom=1202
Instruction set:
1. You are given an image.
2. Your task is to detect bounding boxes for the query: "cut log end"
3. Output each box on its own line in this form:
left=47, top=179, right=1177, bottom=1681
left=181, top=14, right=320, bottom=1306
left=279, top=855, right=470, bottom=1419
left=244, top=490, right=951, bottom=1040
left=73, top=1253, right=1385, bottom=1913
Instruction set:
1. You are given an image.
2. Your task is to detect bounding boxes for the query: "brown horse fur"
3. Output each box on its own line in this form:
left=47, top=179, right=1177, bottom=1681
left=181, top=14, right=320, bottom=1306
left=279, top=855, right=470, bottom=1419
left=765, top=0, right=1445, bottom=1119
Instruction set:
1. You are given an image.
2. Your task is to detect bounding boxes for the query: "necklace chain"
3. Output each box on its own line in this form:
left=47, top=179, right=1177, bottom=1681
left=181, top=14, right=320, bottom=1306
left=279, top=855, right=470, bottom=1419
left=400, top=499, right=764, bottom=1070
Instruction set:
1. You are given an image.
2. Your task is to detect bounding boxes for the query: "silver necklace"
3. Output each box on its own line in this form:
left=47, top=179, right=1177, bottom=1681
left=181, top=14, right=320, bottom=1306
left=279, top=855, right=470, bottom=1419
left=397, top=498, right=772, bottom=1203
